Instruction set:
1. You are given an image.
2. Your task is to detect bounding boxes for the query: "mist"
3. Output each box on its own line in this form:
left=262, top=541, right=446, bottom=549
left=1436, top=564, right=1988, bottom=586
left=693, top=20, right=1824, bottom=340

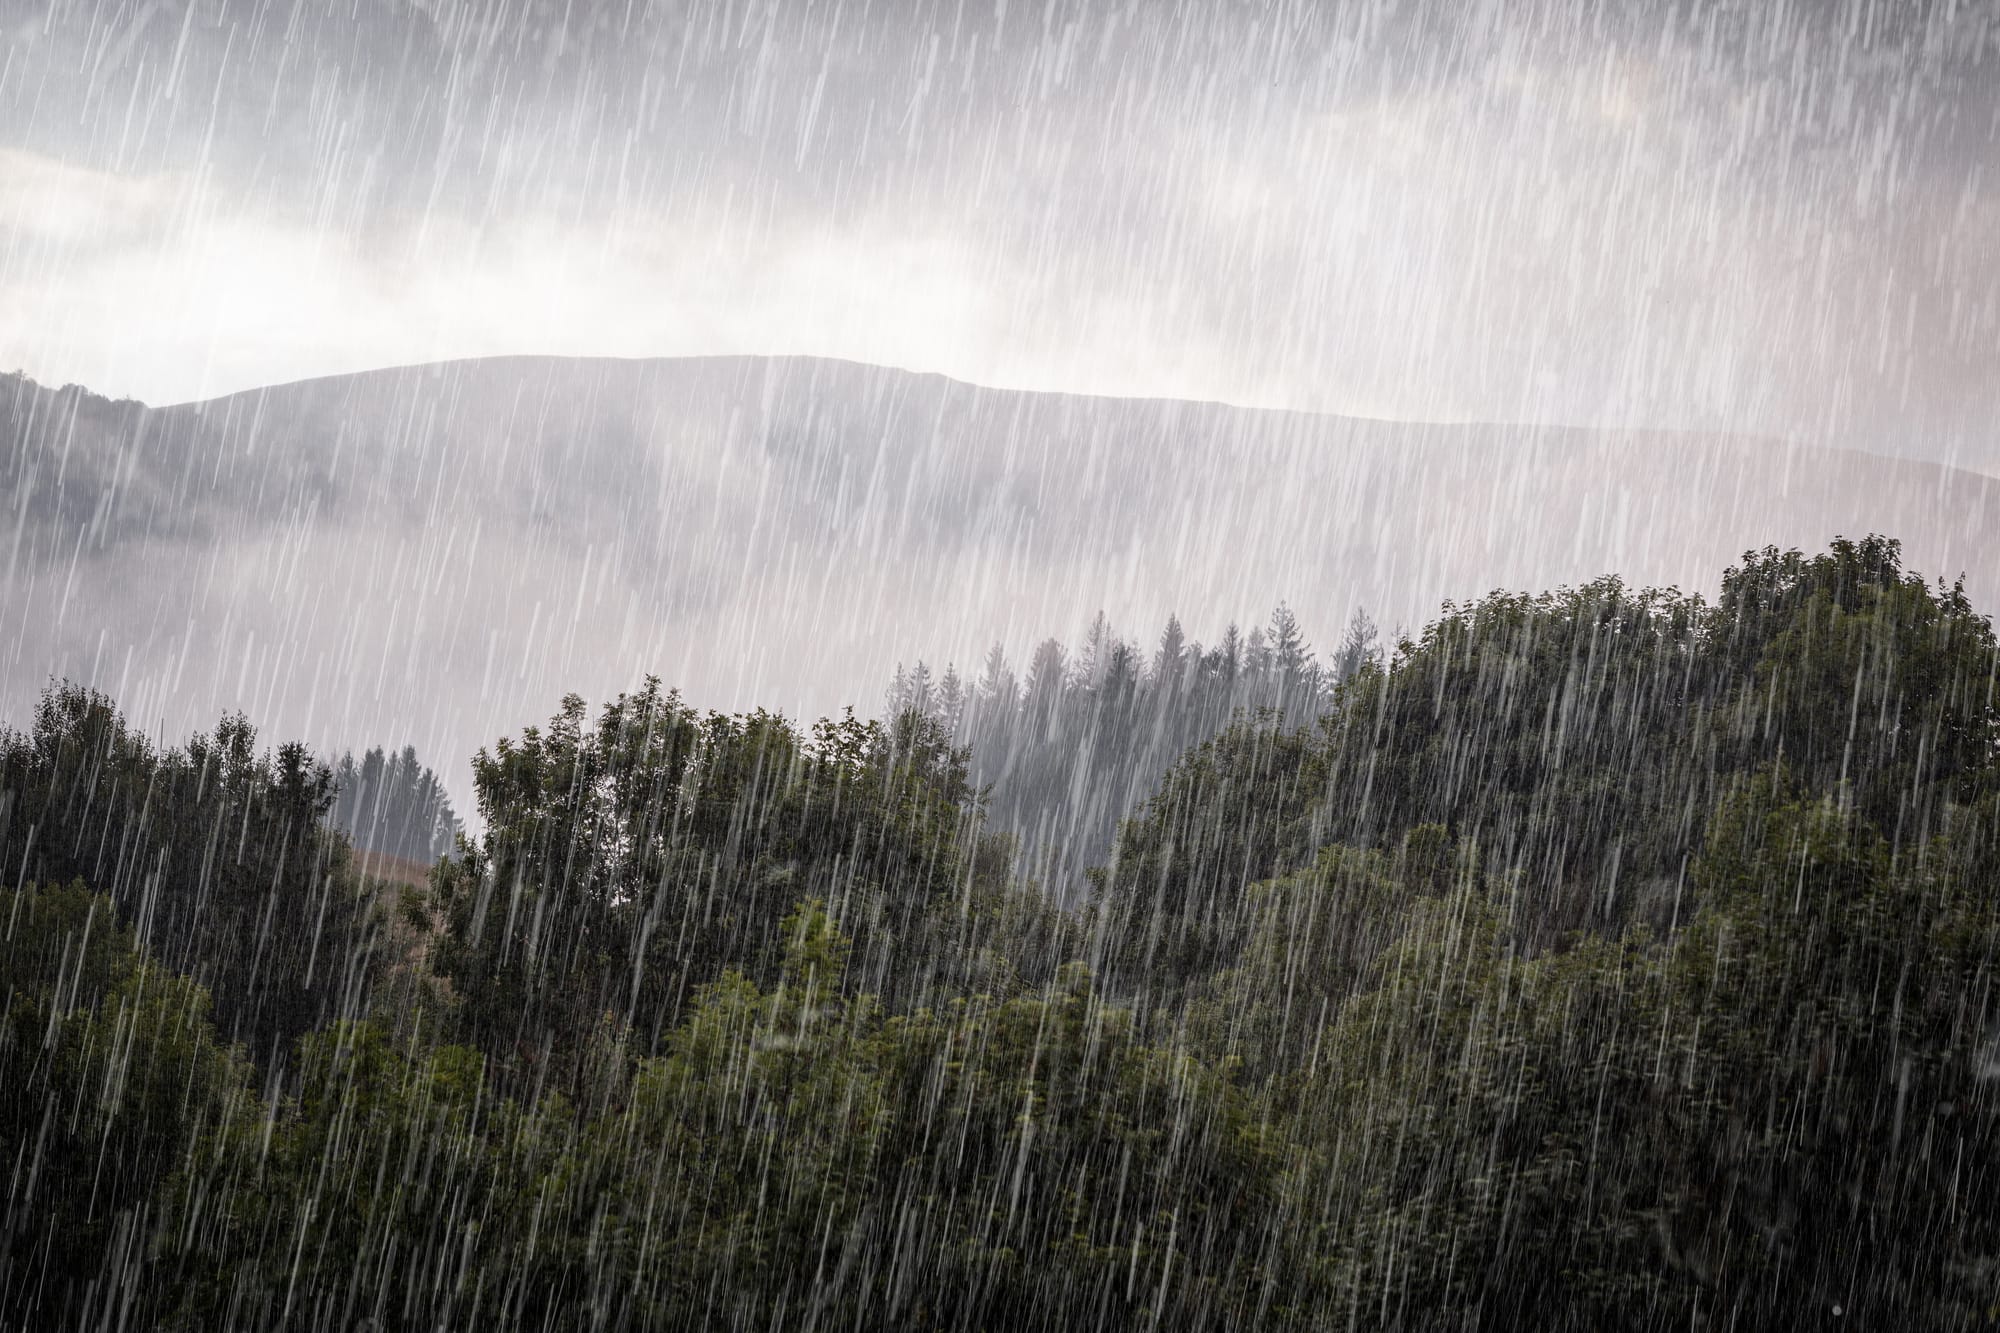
left=7, top=6, right=2000, bottom=1328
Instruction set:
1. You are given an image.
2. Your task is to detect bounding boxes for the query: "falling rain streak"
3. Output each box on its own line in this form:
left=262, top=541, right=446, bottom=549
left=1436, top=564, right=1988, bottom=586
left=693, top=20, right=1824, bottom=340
left=3, top=1, right=2000, bottom=1328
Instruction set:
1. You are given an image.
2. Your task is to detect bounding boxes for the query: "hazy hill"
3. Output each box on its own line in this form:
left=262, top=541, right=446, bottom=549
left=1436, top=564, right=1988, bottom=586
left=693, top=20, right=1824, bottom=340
left=5, top=357, right=1996, bottom=808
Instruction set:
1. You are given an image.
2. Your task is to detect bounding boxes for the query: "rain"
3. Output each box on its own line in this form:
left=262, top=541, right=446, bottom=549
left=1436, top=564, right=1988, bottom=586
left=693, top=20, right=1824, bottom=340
left=3, top=0, right=1999, bottom=1326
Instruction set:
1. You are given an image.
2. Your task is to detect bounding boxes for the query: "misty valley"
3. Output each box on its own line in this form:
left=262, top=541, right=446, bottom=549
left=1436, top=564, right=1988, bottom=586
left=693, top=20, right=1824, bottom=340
left=8, top=0, right=2000, bottom=1326
left=5, top=375, right=1999, bottom=1325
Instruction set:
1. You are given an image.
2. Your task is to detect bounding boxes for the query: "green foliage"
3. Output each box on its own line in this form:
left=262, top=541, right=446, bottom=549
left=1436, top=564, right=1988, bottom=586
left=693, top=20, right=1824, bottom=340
left=0, top=882, right=252, bottom=1327
left=1185, top=828, right=1462, bottom=1090
left=430, top=680, right=1038, bottom=1101
left=1102, top=536, right=1999, bottom=982
left=8, top=535, right=2000, bottom=1328
left=900, top=601, right=1369, bottom=894
left=0, top=683, right=380, bottom=1061
left=1246, top=778, right=2000, bottom=1329
left=1716, top=538, right=2000, bottom=826
left=582, top=909, right=1279, bottom=1327
left=1094, top=714, right=1329, bottom=994
left=169, top=1018, right=570, bottom=1330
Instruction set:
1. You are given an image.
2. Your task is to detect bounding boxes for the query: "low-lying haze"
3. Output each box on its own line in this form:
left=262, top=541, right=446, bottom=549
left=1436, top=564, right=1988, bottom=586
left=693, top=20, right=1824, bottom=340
left=7, top=355, right=1996, bottom=810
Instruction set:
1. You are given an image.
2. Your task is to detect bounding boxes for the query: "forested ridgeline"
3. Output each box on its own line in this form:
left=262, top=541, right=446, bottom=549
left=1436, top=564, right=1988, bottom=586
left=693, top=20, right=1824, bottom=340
left=329, top=745, right=463, bottom=866
left=886, top=604, right=1381, bottom=894
left=4, top=535, right=2000, bottom=1329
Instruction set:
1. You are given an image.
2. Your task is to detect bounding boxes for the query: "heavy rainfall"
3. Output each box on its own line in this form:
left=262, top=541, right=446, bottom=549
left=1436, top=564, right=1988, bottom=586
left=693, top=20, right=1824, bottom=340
left=3, top=0, right=1999, bottom=1327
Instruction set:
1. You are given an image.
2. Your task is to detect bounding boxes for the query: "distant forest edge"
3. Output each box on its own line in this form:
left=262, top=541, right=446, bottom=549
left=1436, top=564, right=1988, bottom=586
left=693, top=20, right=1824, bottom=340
left=883, top=601, right=1381, bottom=892
left=5, top=535, right=2000, bottom=1329
left=10, top=355, right=2000, bottom=835
left=329, top=744, right=462, bottom=864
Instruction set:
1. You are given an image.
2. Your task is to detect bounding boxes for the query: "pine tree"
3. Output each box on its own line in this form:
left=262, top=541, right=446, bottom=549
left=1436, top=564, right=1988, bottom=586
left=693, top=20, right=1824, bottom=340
left=1154, top=614, right=1187, bottom=688
left=937, top=666, right=967, bottom=738
left=1104, top=640, right=1140, bottom=704
left=1024, top=639, right=1068, bottom=731
left=1215, top=624, right=1242, bottom=682
left=1267, top=601, right=1316, bottom=718
left=1267, top=602, right=1309, bottom=678
left=905, top=661, right=936, bottom=717
left=1244, top=626, right=1272, bottom=692
left=1333, top=607, right=1381, bottom=681
left=976, top=643, right=1015, bottom=709
left=331, top=744, right=461, bottom=862
left=1080, top=612, right=1113, bottom=688
left=971, top=642, right=1017, bottom=737
left=887, top=663, right=910, bottom=715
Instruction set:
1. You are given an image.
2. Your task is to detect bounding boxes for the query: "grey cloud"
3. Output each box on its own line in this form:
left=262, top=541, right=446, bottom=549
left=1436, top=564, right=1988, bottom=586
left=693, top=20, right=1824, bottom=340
left=1, top=0, right=1996, bottom=455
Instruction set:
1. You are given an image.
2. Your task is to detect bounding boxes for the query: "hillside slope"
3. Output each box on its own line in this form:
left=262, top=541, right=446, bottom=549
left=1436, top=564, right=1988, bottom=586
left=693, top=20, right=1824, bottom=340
left=5, top=357, right=1995, bottom=803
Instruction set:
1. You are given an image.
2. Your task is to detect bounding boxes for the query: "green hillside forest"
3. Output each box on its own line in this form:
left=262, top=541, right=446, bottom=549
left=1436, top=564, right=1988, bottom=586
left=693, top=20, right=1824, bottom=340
left=5, top=535, right=1999, bottom=1330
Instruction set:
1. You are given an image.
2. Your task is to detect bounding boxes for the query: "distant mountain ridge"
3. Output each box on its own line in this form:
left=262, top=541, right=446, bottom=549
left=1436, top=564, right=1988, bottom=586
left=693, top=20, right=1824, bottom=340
left=5, top=356, right=1997, bottom=813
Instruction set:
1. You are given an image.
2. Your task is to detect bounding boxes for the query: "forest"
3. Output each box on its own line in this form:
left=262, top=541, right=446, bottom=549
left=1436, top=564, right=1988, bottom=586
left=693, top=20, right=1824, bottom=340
left=4, top=534, right=1998, bottom=1330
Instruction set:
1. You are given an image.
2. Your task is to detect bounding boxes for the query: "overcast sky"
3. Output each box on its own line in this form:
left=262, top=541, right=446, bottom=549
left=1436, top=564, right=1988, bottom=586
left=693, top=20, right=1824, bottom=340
left=3, top=0, right=1997, bottom=470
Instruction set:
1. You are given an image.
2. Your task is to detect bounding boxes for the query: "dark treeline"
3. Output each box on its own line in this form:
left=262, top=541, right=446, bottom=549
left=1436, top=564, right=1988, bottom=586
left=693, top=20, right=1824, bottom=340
left=5, top=536, right=2000, bottom=1329
left=1097, top=537, right=2000, bottom=992
left=0, top=690, right=373, bottom=1065
left=425, top=688, right=1045, bottom=1105
left=888, top=603, right=1381, bottom=894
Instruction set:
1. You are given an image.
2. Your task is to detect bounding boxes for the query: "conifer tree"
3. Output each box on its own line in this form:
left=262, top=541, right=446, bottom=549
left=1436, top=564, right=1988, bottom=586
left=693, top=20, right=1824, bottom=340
left=1154, top=613, right=1187, bottom=686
